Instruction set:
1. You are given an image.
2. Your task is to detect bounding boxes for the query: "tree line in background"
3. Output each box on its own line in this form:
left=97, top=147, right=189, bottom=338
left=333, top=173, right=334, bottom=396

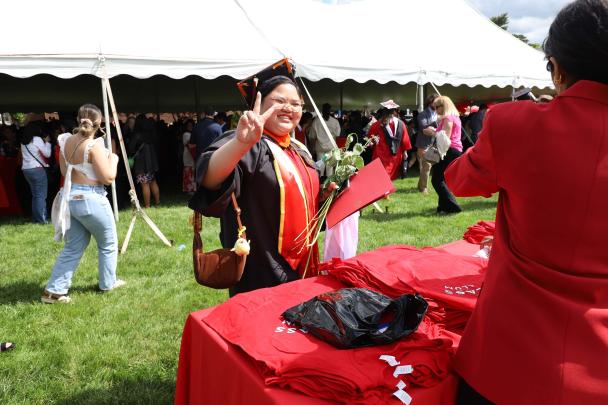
left=491, top=13, right=542, bottom=49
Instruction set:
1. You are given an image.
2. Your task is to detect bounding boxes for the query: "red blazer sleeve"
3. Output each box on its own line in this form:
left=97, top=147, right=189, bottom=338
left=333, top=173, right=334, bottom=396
left=445, top=110, right=498, bottom=198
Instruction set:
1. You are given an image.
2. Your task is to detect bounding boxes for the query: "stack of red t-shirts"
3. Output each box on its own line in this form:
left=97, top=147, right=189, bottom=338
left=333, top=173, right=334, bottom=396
left=319, top=246, right=488, bottom=333
left=462, top=220, right=496, bottom=244
left=203, top=276, right=457, bottom=404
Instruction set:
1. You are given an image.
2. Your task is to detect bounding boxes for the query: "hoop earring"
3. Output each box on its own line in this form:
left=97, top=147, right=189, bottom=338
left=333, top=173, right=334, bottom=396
left=554, top=74, right=563, bottom=85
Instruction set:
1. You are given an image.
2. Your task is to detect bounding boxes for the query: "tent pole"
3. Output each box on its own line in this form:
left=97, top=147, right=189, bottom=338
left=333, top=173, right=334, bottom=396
left=101, top=77, right=119, bottom=222
left=417, top=84, right=424, bottom=112
left=339, top=82, right=343, bottom=113
left=154, top=79, right=160, bottom=121
left=193, top=76, right=200, bottom=121
left=102, top=75, right=172, bottom=252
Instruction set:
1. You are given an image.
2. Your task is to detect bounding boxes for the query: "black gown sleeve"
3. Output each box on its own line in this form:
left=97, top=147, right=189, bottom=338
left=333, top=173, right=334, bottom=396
left=188, top=130, right=262, bottom=217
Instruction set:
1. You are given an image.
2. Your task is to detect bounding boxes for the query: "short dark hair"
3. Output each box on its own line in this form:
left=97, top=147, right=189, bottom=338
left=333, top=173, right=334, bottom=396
left=425, top=94, right=439, bottom=108
left=202, top=106, right=215, bottom=116
left=300, top=111, right=313, bottom=125
left=543, top=0, right=608, bottom=84
left=20, top=121, right=43, bottom=145
left=258, top=75, right=302, bottom=101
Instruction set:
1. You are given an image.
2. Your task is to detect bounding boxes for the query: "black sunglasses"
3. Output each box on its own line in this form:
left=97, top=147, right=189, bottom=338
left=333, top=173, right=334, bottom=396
left=546, top=59, right=553, bottom=72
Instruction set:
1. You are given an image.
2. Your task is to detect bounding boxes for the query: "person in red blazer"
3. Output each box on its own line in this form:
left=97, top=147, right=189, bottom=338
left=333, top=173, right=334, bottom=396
left=445, top=1, right=608, bottom=403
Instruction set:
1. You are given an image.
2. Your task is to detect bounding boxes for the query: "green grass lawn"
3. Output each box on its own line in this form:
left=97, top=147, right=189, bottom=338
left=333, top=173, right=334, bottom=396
left=0, top=176, right=497, bottom=404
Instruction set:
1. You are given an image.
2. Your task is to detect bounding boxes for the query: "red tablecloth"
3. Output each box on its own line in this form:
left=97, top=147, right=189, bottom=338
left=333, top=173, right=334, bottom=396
left=174, top=240, right=483, bottom=404
left=175, top=303, right=460, bottom=405
left=0, top=157, right=23, bottom=215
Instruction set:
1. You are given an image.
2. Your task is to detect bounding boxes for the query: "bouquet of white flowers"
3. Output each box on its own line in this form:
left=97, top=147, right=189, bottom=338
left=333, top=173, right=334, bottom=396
left=297, top=133, right=377, bottom=276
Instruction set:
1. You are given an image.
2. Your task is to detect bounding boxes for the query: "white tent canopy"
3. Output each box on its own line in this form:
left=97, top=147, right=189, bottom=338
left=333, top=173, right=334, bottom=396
left=239, top=0, right=552, bottom=89
left=0, top=0, right=552, bottom=89
left=0, top=0, right=282, bottom=80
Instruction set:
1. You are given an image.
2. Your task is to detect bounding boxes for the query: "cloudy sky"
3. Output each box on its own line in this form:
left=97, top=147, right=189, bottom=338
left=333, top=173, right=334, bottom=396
left=321, top=0, right=572, bottom=44
left=466, top=0, right=572, bottom=44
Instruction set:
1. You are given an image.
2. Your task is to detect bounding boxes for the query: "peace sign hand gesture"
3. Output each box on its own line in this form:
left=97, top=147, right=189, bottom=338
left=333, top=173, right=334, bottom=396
left=235, top=92, right=278, bottom=148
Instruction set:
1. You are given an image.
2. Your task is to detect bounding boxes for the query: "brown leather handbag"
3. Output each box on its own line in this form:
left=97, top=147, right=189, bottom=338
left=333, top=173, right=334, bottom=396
left=192, top=193, right=247, bottom=289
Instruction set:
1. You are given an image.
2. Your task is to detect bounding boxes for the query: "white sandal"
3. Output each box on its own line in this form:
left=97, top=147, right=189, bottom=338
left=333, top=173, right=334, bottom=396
left=41, top=290, right=72, bottom=304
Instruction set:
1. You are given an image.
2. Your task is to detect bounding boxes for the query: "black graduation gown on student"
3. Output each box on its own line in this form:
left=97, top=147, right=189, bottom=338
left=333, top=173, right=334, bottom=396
left=189, top=130, right=319, bottom=297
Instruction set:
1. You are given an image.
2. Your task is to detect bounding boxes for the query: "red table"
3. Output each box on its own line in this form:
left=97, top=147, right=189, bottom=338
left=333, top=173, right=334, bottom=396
left=0, top=156, right=23, bottom=215
left=175, top=240, right=480, bottom=405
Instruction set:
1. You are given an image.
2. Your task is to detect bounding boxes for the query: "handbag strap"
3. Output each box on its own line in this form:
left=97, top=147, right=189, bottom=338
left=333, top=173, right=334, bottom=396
left=24, top=145, right=47, bottom=168
left=65, top=137, right=89, bottom=165
left=193, top=192, right=246, bottom=241
left=230, top=193, right=247, bottom=238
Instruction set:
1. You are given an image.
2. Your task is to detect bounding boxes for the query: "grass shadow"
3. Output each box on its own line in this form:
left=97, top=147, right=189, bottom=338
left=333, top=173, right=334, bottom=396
left=0, top=281, right=44, bottom=305
left=68, top=284, right=106, bottom=294
left=55, top=376, right=175, bottom=405
left=394, top=188, right=424, bottom=195
left=458, top=199, right=497, bottom=211
left=0, top=216, right=31, bottom=226
left=361, top=210, right=437, bottom=222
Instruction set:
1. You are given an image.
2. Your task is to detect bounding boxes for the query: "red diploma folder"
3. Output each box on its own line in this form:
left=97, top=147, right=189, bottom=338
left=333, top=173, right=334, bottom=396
left=326, top=158, right=396, bottom=229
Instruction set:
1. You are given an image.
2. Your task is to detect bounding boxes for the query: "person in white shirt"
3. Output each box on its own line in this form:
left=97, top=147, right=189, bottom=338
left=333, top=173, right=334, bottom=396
left=20, top=122, right=52, bottom=223
left=307, top=103, right=340, bottom=161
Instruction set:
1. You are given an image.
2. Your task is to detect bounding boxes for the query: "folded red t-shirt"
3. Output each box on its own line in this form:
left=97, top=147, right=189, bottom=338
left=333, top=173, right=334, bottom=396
left=320, top=245, right=487, bottom=311
left=463, top=220, right=496, bottom=244
left=203, top=276, right=456, bottom=404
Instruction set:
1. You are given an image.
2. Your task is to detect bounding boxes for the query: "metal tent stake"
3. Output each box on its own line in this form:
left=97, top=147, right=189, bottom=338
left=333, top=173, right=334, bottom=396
left=101, top=75, right=172, bottom=253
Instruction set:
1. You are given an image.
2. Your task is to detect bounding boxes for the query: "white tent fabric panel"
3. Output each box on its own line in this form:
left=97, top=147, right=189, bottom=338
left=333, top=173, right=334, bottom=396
left=0, top=0, right=552, bottom=89
left=0, top=0, right=283, bottom=79
left=237, top=0, right=551, bottom=88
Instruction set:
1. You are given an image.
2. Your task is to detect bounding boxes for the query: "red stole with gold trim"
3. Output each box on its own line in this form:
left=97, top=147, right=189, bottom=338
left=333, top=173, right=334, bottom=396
left=265, top=136, right=320, bottom=276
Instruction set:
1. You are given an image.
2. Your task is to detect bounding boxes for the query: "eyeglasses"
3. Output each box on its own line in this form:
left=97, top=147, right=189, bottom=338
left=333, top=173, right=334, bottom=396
left=269, top=97, right=304, bottom=111
left=546, top=59, right=553, bottom=72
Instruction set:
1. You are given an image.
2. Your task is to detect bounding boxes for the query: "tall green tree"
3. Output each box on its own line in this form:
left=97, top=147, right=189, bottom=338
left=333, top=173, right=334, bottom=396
left=491, top=13, right=541, bottom=49
left=491, top=13, right=509, bottom=30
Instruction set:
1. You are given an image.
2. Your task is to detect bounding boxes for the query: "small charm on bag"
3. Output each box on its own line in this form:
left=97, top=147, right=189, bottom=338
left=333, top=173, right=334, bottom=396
left=231, top=226, right=250, bottom=256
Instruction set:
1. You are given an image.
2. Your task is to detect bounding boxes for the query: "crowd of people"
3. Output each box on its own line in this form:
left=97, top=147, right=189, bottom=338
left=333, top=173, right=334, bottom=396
left=2, top=95, right=488, bottom=225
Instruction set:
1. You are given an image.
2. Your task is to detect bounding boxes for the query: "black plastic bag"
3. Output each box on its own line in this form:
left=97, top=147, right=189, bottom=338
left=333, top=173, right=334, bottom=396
left=282, top=288, right=428, bottom=349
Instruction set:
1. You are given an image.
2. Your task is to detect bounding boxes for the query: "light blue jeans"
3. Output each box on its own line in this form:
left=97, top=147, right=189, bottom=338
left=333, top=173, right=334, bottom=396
left=46, top=184, right=118, bottom=295
left=22, top=167, right=48, bottom=223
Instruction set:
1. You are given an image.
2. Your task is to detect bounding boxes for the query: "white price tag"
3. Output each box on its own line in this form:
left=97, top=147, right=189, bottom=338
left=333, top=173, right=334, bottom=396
left=393, top=365, right=414, bottom=377
left=393, top=389, right=412, bottom=405
left=379, top=355, right=400, bottom=366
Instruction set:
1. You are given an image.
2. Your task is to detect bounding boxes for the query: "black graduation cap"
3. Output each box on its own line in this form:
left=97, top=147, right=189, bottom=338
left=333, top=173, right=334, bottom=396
left=237, top=58, right=296, bottom=109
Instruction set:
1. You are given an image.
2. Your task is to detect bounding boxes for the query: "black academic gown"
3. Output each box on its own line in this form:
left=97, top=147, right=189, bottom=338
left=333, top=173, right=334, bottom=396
left=189, top=131, right=319, bottom=296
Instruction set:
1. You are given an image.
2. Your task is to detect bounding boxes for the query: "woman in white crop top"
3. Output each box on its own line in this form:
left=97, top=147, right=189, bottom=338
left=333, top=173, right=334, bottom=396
left=42, top=104, right=125, bottom=304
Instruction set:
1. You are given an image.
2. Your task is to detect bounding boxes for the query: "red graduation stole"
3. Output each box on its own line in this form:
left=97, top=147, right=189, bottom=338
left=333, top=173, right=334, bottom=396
left=265, top=135, right=319, bottom=276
